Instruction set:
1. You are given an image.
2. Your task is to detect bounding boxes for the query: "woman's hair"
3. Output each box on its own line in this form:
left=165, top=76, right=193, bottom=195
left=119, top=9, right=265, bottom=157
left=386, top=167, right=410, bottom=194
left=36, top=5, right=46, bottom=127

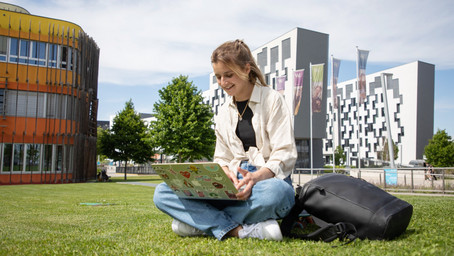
left=211, top=39, right=267, bottom=86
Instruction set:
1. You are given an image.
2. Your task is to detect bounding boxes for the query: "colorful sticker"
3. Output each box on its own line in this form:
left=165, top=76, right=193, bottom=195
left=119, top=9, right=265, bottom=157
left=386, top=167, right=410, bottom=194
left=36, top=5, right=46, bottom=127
left=188, top=165, right=200, bottom=174
left=180, top=171, right=191, bottom=179
left=204, top=164, right=220, bottom=172
left=183, top=190, right=194, bottom=197
left=212, top=182, right=224, bottom=189
left=225, top=191, right=237, bottom=199
left=184, top=180, right=194, bottom=188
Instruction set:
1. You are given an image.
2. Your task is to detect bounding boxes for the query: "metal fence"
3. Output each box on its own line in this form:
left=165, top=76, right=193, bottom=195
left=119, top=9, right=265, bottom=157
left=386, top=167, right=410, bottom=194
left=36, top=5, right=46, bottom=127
left=292, top=167, right=454, bottom=194
left=114, top=165, right=156, bottom=175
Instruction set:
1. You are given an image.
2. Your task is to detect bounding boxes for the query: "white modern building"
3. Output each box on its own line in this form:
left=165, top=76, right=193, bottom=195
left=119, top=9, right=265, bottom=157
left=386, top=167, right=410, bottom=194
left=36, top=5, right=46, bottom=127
left=323, top=61, right=435, bottom=167
left=204, top=27, right=329, bottom=168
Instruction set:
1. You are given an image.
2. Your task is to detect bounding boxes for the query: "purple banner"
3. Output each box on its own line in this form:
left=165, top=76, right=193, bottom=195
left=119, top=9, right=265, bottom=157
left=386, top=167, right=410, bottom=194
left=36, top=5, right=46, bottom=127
left=357, top=49, right=369, bottom=105
left=276, top=75, right=286, bottom=95
left=293, top=69, right=304, bottom=115
left=332, top=58, right=341, bottom=109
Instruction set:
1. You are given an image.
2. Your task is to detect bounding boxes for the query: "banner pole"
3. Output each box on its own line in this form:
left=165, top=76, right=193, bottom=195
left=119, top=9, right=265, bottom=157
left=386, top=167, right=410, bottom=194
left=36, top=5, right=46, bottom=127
left=309, top=63, right=313, bottom=179
left=331, top=55, right=336, bottom=173
left=381, top=73, right=395, bottom=168
left=355, top=47, right=362, bottom=174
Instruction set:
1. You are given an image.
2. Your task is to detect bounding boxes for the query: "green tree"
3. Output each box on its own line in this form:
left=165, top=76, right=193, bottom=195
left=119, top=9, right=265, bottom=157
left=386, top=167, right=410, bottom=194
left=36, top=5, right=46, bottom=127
left=98, top=100, right=154, bottom=180
left=383, top=138, right=399, bottom=161
left=424, top=129, right=454, bottom=167
left=150, top=75, right=215, bottom=162
left=334, top=145, right=346, bottom=166
left=96, top=127, right=108, bottom=164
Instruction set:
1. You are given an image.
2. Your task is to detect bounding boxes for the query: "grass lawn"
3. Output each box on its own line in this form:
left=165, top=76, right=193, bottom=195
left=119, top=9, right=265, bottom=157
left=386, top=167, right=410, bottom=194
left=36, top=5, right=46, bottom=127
left=1, top=176, right=453, bottom=255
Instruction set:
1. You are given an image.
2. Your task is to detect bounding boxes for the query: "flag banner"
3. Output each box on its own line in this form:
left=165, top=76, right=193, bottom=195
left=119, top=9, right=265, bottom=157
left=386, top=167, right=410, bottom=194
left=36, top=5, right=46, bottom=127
left=276, top=75, right=286, bottom=95
left=332, top=58, right=341, bottom=109
left=357, top=49, right=369, bottom=105
left=293, top=69, right=304, bottom=115
left=311, top=63, right=324, bottom=113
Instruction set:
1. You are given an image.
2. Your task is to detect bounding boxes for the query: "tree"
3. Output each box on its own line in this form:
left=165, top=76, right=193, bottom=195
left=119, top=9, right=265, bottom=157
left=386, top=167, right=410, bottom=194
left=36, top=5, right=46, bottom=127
left=334, top=145, right=346, bottom=166
left=96, top=127, right=108, bottom=164
left=150, top=75, right=216, bottom=162
left=98, top=100, right=154, bottom=180
left=383, top=137, right=399, bottom=162
left=424, top=129, right=454, bottom=167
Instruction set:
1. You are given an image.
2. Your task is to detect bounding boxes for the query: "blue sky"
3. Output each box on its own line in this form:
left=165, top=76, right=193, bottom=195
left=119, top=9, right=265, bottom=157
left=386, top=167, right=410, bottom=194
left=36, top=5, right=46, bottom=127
left=7, top=0, right=454, bottom=136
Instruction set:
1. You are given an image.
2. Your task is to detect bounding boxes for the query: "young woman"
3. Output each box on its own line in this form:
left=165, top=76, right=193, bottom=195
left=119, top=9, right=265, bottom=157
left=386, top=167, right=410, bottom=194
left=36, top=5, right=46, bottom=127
left=154, top=39, right=297, bottom=241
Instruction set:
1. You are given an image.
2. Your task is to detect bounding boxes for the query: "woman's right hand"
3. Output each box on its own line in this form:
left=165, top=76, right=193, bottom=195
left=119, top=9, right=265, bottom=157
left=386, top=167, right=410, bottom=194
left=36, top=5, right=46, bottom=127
left=222, top=166, right=239, bottom=186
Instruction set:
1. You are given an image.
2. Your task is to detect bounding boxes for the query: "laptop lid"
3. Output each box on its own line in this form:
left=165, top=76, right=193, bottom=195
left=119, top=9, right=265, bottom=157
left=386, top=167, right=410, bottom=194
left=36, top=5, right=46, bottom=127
left=153, top=162, right=239, bottom=200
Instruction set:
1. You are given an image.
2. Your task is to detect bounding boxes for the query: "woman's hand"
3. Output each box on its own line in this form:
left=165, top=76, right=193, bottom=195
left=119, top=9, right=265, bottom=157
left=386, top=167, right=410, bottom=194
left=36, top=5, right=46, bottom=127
left=235, top=167, right=275, bottom=200
left=222, top=166, right=239, bottom=186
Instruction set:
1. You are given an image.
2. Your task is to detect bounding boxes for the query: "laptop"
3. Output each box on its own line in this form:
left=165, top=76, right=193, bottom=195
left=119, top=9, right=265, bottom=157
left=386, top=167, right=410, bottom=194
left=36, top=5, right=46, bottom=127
left=153, top=162, right=239, bottom=200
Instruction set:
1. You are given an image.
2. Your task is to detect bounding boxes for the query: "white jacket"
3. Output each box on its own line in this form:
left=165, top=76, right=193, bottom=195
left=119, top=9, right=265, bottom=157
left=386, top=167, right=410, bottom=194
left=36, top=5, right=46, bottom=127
left=214, top=84, right=297, bottom=179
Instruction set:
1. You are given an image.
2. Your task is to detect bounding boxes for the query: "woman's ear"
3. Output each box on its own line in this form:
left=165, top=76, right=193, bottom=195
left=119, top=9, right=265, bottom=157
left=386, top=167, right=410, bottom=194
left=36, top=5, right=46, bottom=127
left=244, top=63, right=251, bottom=75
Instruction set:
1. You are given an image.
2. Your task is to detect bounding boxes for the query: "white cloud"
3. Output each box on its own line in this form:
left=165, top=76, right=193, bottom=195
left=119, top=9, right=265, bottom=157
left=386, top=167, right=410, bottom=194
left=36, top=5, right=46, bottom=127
left=9, top=0, right=454, bottom=87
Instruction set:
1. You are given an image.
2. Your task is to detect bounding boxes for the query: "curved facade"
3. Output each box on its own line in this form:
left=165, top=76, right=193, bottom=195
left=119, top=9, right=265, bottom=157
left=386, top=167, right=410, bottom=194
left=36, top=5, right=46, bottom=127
left=0, top=4, right=99, bottom=184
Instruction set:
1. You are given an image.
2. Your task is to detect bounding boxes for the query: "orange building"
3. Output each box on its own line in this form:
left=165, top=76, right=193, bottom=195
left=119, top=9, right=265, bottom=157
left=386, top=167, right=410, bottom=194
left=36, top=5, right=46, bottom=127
left=0, top=3, right=99, bottom=184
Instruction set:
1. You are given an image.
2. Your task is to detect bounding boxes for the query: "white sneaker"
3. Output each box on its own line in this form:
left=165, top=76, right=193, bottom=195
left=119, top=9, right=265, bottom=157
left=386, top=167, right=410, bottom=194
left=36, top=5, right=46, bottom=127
left=171, top=219, right=204, bottom=237
left=238, top=219, right=283, bottom=241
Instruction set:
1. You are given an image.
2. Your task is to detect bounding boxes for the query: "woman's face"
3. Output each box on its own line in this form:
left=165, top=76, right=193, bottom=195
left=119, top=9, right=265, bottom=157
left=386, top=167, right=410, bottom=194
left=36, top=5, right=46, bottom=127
left=212, top=61, right=252, bottom=101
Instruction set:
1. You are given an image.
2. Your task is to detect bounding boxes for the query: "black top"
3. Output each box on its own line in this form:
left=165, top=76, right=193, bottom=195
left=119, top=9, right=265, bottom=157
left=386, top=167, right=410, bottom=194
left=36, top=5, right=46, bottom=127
left=235, top=100, right=256, bottom=152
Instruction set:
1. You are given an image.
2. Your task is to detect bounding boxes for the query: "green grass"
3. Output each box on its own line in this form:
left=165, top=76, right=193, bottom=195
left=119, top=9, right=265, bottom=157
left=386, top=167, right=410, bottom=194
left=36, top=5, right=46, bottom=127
left=0, top=178, right=453, bottom=256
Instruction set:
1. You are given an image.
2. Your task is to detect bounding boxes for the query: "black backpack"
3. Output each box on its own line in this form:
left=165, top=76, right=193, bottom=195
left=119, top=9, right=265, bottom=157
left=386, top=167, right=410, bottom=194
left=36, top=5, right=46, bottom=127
left=281, top=173, right=413, bottom=242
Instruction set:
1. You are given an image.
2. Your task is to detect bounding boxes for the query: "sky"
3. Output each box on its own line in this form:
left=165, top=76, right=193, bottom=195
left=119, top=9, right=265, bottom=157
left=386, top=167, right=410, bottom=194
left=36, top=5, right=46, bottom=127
left=7, top=0, right=454, bottom=136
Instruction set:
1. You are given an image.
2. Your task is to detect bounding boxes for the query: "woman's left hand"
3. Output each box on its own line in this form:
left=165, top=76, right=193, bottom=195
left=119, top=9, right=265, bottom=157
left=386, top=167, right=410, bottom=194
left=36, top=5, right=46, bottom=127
left=235, top=167, right=274, bottom=200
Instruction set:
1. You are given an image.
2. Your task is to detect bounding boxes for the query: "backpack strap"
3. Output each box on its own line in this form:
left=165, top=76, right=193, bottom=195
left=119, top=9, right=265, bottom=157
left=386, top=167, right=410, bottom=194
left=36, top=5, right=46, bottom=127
left=290, top=222, right=357, bottom=243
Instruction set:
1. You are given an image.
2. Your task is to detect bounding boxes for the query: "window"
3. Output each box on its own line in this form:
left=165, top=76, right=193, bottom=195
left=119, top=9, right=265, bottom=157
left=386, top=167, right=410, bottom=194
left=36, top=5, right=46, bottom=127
left=61, top=46, right=72, bottom=69
left=19, top=39, right=30, bottom=63
left=2, top=144, right=13, bottom=172
left=0, top=35, right=7, bottom=61
left=9, top=38, right=19, bottom=62
left=26, top=144, right=41, bottom=172
left=48, top=43, right=58, bottom=67
left=9, top=39, right=31, bottom=64
left=13, top=144, right=25, bottom=171
left=42, top=145, right=53, bottom=172
left=56, top=145, right=63, bottom=172
left=5, top=90, right=45, bottom=118
left=9, top=38, right=49, bottom=66
left=30, top=41, right=47, bottom=66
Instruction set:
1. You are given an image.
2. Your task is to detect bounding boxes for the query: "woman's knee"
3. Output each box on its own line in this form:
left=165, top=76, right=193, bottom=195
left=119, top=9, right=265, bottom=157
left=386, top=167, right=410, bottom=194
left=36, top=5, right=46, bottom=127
left=153, top=183, right=170, bottom=207
left=253, top=179, right=294, bottom=204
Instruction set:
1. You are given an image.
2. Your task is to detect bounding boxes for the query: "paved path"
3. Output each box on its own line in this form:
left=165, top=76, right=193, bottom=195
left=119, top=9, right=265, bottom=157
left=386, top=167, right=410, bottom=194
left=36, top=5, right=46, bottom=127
left=117, top=182, right=158, bottom=187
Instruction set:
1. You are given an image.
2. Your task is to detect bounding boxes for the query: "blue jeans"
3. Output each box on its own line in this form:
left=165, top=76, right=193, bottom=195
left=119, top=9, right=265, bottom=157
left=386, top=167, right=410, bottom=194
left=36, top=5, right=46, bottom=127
left=153, top=162, right=295, bottom=240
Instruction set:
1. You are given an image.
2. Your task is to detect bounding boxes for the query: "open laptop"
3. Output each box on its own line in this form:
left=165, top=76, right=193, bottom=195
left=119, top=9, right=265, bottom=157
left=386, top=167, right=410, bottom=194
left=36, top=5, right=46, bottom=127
left=153, top=162, right=239, bottom=200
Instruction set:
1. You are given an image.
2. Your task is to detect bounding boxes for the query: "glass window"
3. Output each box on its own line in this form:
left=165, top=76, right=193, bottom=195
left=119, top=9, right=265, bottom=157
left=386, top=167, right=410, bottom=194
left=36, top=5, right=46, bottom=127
left=9, top=38, right=18, bottom=62
left=2, top=144, right=13, bottom=172
left=45, top=93, right=57, bottom=118
left=19, top=40, right=30, bottom=57
left=48, top=44, right=58, bottom=67
left=61, top=46, right=72, bottom=70
left=56, top=145, right=63, bottom=172
left=5, top=90, right=46, bottom=118
left=9, top=39, right=32, bottom=64
left=30, top=41, right=46, bottom=66
left=0, top=36, right=7, bottom=61
left=42, top=145, right=53, bottom=172
left=26, top=144, right=41, bottom=172
left=13, top=144, right=25, bottom=171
